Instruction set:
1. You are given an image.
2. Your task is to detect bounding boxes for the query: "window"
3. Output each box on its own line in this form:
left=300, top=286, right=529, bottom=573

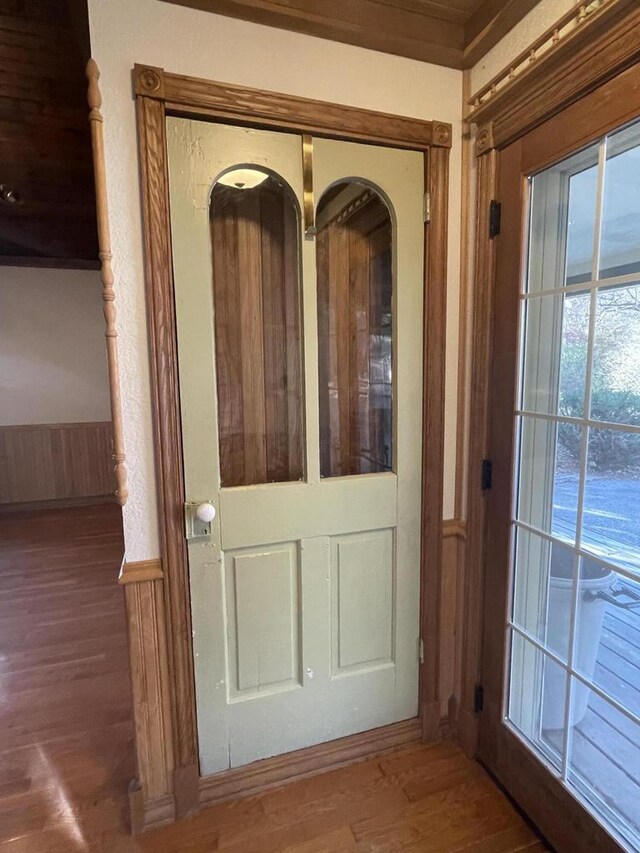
left=508, top=119, right=640, bottom=851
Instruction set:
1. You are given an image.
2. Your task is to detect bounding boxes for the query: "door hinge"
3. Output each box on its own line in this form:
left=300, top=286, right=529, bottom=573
left=474, top=684, right=484, bottom=713
left=419, top=638, right=424, bottom=664
left=423, top=191, right=431, bottom=223
left=481, top=458, right=493, bottom=491
left=489, top=199, right=501, bottom=238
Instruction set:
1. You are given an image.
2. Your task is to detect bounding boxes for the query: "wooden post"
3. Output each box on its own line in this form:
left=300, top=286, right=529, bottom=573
left=86, top=58, right=128, bottom=506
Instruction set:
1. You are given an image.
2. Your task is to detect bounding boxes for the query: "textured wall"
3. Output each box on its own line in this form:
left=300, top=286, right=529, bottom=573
left=87, top=0, right=463, bottom=561
left=0, top=267, right=110, bottom=426
left=470, top=0, right=575, bottom=94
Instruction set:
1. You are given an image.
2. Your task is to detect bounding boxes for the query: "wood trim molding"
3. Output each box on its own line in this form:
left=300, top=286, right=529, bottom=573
left=135, top=68, right=450, bottom=829
left=124, top=577, right=175, bottom=830
left=459, top=148, right=498, bottom=758
left=133, top=65, right=452, bottom=150
left=86, top=60, right=128, bottom=506
left=119, top=559, right=164, bottom=584
left=136, top=92, right=200, bottom=814
left=468, top=0, right=640, bottom=154
left=419, top=145, right=449, bottom=742
left=442, top=518, right=467, bottom=540
left=199, top=718, right=422, bottom=809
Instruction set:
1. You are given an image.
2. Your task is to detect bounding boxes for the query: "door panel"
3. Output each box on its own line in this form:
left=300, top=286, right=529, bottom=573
left=167, top=118, right=424, bottom=775
left=481, top=91, right=640, bottom=852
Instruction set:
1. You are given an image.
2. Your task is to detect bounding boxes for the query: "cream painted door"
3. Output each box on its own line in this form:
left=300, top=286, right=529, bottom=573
left=167, top=117, right=424, bottom=775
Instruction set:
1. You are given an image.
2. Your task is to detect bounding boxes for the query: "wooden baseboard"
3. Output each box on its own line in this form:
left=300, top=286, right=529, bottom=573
left=199, top=718, right=423, bottom=809
left=0, top=421, right=114, bottom=504
left=132, top=789, right=175, bottom=834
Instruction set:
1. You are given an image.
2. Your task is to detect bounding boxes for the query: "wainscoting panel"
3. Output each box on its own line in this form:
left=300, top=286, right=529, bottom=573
left=0, top=421, right=114, bottom=504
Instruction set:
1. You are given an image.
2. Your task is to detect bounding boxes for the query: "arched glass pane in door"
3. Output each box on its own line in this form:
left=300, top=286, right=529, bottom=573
left=316, top=181, right=394, bottom=478
left=210, top=167, right=304, bottom=487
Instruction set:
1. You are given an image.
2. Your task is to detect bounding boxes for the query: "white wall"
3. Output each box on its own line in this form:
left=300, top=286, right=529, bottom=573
left=88, top=0, right=463, bottom=561
left=0, top=267, right=110, bottom=426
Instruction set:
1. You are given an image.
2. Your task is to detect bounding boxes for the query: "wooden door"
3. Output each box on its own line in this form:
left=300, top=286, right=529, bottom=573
left=479, top=69, right=640, bottom=852
left=166, top=118, right=424, bottom=775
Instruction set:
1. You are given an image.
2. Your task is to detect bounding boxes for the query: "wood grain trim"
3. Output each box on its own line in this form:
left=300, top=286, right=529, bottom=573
left=136, top=93, right=199, bottom=811
left=124, top=579, right=175, bottom=807
left=133, top=65, right=452, bottom=150
left=119, top=558, right=164, bottom=584
left=442, top=518, right=466, bottom=540
left=199, top=718, right=422, bottom=808
left=469, top=1, right=640, bottom=153
left=0, top=422, right=114, bottom=504
left=136, top=71, right=450, bottom=826
left=459, top=148, right=498, bottom=758
left=419, top=145, right=448, bottom=742
left=86, top=60, right=128, bottom=505
left=455, top=69, right=473, bottom=520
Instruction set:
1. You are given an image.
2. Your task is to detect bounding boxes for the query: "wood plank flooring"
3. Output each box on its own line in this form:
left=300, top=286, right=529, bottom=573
left=0, top=504, right=546, bottom=852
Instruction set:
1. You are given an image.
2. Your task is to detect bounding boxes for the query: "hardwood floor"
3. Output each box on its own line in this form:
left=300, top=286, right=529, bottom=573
left=0, top=504, right=546, bottom=852
left=0, top=503, right=134, bottom=852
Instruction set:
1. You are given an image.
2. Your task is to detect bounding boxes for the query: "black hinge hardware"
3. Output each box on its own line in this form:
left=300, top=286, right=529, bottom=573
left=489, top=200, right=501, bottom=238
left=474, top=684, right=484, bottom=713
left=481, top=458, right=493, bottom=491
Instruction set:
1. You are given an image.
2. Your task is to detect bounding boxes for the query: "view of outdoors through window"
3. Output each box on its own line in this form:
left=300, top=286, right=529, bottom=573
left=508, top=118, right=640, bottom=851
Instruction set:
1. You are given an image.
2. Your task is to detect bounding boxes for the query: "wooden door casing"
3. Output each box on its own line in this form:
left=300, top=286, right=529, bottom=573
left=134, top=65, right=451, bottom=826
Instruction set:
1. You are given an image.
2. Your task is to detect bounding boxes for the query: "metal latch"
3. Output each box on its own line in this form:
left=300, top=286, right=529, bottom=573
left=184, top=501, right=216, bottom=541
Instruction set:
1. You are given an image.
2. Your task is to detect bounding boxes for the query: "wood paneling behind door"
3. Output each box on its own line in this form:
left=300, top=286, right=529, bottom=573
left=317, top=188, right=393, bottom=478
left=210, top=179, right=304, bottom=486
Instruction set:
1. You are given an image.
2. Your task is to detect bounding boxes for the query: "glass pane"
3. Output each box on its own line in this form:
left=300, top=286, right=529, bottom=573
left=210, top=168, right=304, bottom=487
left=316, top=181, right=393, bottom=478
left=527, top=144, right=598, bottom=294
left=566, top=163, right=598, bottom=285
left=512, top=526, right=574, bottom=661
left=521, top=292, right=590, bottom=416
left=582, top=428, right=640, bottom=572
left=591, top=283, right=640, bottom=426
left=567, top=681, right=640, bottom=849
left=574, top=557, right=640, bottom=717
left=554, top=423, right=582, bottom=541
left=516, top=416, right=581, bottom=541
left=600, top=121, right=640, bottom=279
left=508, top=631, right=566, bottom=768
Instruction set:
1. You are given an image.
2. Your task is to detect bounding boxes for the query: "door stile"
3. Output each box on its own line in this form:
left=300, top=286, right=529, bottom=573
left=300, top=190, right=321, bottom=485
left=420, top=145, right=449, bottom=740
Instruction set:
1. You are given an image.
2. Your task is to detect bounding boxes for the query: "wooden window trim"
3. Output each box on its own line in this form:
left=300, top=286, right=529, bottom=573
left=135, top=64, right=450, bottom=825
left=469, top=0, right=640, bottom=157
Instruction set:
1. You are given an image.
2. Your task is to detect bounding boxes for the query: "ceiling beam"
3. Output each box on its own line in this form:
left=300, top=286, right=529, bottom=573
left=160, top=0, right=464, bottom=68
left=462, top=0, right=540, bottom=68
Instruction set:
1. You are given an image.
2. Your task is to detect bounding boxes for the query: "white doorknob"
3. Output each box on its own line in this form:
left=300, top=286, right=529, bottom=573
left=196, top=502, right=216, bottom=523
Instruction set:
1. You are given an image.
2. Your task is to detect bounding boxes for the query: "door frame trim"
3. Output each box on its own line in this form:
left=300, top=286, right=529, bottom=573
left=134, top=64, right=451, bottom=825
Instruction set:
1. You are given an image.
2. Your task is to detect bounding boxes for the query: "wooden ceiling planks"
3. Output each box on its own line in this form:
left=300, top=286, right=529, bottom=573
left=0, top=0, right=98, bottom=267
left=160, top=0, right=536, bottom=69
